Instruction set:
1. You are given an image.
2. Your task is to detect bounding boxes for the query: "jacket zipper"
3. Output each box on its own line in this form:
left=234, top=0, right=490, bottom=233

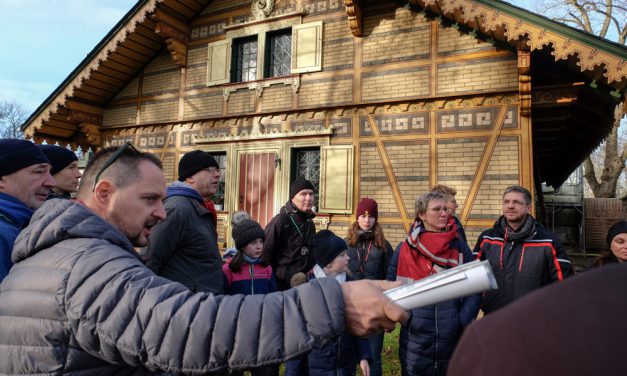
left=249, top=264, right=255, bottom=295
left=519, top=245, right=526, bottom=272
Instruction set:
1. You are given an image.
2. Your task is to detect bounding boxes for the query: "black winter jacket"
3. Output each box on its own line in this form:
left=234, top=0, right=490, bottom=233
left=387, top=236, right=481, bottom=376
left=473, top=216, right=573, bottom=314
left=0, top=200, right=346, bottom=375
left=346, top=232, right=393, bottom=281
left=144, top=193, right=223, bottom=294
left=262, top=200, right=316, bottom=290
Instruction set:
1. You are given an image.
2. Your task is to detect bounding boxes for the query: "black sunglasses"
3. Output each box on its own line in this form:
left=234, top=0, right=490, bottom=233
left=92, top=142, right=139, bottom=192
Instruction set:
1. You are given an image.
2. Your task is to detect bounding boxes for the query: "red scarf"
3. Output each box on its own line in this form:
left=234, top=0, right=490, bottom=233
left=397, top=217, right=461, bottom=281
left=203, top=199, right=218, bottom=231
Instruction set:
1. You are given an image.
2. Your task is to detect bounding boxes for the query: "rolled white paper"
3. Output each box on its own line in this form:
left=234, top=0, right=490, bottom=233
left=384, top=260, right=497, bottom=310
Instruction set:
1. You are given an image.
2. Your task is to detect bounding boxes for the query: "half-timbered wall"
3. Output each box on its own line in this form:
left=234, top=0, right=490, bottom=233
left=101, top=1, right=527, bottom=248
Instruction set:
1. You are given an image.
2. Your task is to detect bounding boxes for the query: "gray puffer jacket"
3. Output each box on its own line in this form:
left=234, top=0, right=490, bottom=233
left=0, top=199, right=345, bottom=375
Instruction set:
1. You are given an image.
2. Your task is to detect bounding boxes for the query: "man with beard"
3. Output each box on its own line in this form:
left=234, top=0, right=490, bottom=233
left=0, top=144, right=408, bottom=375
left=473, top=185, right=573, bottom=314
left=143, top=150, right=224, bottom=294
left=38, top=144, right=82, bottom=199
left=0, top=139, right=55, bottom=281
left=262, top=178, right=317, bottom=291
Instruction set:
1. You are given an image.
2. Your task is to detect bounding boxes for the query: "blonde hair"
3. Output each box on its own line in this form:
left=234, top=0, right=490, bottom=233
left=414, top=191, right=447, bottom=219
left=431, top=184, right=457, bottom=196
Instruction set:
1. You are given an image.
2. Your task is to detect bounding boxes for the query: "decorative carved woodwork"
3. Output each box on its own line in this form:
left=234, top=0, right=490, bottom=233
left=344, top=0, right=363, bottom=37
left=251, top=0, right=274, bottom=20
left=155, top=21, right=188, bottom=68
left=68, top=110, right=101, bottom=125
left=518, top=44, right=532, bottom=117
left=79, top=123, right=102, bottom=146
left=155, top=21, right=187, bottom=43
left=165, top=38, right=187, bottom=67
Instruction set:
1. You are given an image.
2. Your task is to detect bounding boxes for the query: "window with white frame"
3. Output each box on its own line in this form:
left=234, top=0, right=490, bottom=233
left=206, top=20, right=323, bottom=86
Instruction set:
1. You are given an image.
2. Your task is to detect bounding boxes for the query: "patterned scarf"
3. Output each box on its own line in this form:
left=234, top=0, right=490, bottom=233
left=500, top=214, right=536, bottom=241
left=396, top=217, right=462, bottom=282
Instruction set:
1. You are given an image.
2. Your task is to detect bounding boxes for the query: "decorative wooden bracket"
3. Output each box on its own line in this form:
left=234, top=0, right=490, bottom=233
left=344, top=0, right=363, bottom=37
left=518, top=41, right=531, bottom=117
left=154, top=10, right=188, bottom=68
left=79, top=123, right=102, bottom=146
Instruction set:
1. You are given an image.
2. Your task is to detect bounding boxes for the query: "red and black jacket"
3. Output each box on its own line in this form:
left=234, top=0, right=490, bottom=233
left=473, top=217, right=573, bottom=314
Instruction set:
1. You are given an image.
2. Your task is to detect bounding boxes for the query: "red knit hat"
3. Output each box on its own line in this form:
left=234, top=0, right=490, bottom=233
left=356, top=198, right=378, bottom=220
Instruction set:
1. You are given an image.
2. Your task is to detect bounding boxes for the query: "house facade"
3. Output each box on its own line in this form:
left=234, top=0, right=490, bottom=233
left=22, top=0, right=627, bottom=249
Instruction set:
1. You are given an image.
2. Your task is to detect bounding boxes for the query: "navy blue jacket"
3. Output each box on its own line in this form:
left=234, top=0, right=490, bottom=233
left=307, top=274, right=371, bottom=376
left=387, top=232, right=481, bottom=376
left=0, top=193, right=33, bottom=281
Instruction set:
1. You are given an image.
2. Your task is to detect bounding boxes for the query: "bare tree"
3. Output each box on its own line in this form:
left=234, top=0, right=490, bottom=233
left=0, top=100, right=30, bottom=139
left=535, top=0, right=626, bottom=197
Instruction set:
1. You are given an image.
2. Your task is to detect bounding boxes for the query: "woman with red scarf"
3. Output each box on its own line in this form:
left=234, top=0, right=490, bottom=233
left=387, top=191, right=481, bottom=376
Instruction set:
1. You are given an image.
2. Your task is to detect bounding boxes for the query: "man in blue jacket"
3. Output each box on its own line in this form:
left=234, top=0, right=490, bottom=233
left=0, top=139, right=55, bottom=281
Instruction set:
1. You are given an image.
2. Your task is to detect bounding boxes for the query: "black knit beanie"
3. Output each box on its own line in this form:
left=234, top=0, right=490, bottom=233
left=232, top=219, right=266, bottom=250
left=178, top=150, right=219, bottom=181
left=290, top=178, right=315, bottom=199
left=0, top=139, right=50, bottom=177
left=312, top=230, right=347, bottom=268
left=607, top=220, right=627, bottom=246
left=38, top=144, right=78, bottom=175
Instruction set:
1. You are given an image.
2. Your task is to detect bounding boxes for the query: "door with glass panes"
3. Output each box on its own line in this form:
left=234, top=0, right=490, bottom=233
left=238, top=152, right=276, bottom=228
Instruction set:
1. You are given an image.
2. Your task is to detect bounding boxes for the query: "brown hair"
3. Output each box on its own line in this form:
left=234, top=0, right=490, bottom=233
left=431, top=184, right=457, bottom=196
left=228, top=250, right=269, bottom=273
left=347, top=221, right=387, bottom=249
left=592, top=251, right=619, bottom=268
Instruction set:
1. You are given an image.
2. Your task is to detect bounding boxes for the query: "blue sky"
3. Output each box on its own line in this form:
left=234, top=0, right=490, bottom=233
left=0, top=0, right=136, bottom=110
left=0, top=0, right=564, bottom=113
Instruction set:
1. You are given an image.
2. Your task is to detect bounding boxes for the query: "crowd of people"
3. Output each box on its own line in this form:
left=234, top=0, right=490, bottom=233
left=0, top=139, right=625, bottom=375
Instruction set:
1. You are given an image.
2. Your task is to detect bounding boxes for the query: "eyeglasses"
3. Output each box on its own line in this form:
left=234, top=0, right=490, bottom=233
left=203, top=166, right=220, bottom=175
left=92, top=142, right=139, bottom=192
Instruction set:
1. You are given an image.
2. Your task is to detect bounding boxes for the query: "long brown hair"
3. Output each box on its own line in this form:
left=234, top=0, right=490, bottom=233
left=592, top=251, right=619, bottom=268
left=347, top=221, right=386, bottom=248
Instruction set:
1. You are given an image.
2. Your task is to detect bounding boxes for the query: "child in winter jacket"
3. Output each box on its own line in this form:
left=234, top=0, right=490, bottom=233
left=304, top=230, right=372, bottom=376
left=223, top=218, right=277, bottom=296
left=223, top=218, right=278, bottom=376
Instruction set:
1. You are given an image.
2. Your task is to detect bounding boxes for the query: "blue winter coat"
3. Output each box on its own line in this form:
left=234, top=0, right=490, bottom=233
left=0, top=193, right=33, bottom=281
left=307, top=274, right=371, bottom=376
left=387, top=232, right=481, bottom=376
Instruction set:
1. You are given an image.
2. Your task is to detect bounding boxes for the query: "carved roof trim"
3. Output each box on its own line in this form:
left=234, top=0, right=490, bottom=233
left=22, top=0, right=164, bottom=138
left=413, top=0, right=626, bottom=86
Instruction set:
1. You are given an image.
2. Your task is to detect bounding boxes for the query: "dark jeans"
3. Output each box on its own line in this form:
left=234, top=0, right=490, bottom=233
left=369, top=332, right=384, bottom=376
left=284, top=355, right=308, bottom=376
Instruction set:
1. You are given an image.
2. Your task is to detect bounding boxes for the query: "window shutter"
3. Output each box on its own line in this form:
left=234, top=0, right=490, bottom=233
left=291, top=21, right=323, bottom=74
left=319, top=145, right=353, bottom=214
left=207, top=39, right=231, bottom=86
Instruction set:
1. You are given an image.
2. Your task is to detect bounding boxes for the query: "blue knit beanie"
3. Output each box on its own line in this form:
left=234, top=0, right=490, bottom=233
left=38, top=144, right=78, bottom=175
left=0, top=139, right=50, bottom=177
left=313, top=230, right=347, bottom=267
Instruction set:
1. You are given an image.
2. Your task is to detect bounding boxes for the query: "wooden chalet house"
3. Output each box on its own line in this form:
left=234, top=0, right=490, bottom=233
left=22, top=0, right=627, bottom=248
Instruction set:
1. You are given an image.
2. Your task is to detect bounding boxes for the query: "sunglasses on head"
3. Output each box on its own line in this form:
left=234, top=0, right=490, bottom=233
left=92, top=142, right=139, bottom=192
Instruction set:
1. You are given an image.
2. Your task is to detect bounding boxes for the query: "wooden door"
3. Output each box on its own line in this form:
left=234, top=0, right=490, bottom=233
left=238, top=152, right=276, bottom=228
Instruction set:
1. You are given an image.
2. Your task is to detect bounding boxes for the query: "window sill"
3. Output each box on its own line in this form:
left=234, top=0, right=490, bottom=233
left=223, top=75, right=300, bottom=101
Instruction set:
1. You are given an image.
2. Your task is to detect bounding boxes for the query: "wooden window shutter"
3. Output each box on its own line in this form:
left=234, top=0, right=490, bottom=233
left=291, top=21, right=323, bottom=74
left=319, top=145, right=353, bottom=214
left=207, top=39, right=231, bottom=86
